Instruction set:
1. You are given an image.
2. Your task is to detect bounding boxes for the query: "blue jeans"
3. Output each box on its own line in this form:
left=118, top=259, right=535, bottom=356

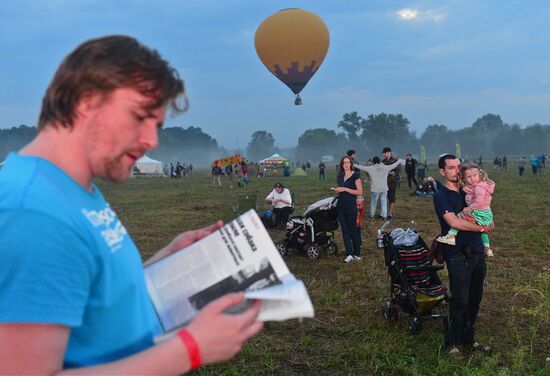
left=370, top=191, right=387, bottom=218
left=445, top=253, right=487, bottom=347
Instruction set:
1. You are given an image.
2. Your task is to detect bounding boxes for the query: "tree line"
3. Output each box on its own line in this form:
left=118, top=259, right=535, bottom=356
left=0, top=125, right=223, bottom=165
left=245, top=113, right=550, bottom=162
left=2, top=113, right=549, bottom=165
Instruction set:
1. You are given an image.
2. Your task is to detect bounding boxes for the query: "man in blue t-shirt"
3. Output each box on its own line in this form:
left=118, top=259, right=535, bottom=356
left=433, top=154, right=493, bottom=355
left=0, top=36, right=263, bottom=375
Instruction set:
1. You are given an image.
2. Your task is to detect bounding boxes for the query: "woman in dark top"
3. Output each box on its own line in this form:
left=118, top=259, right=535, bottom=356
left=333, top=155, right=363, bottom=263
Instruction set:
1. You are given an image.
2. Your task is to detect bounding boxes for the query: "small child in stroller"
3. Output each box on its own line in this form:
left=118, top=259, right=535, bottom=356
left=275, top=197, right=339, bottom=259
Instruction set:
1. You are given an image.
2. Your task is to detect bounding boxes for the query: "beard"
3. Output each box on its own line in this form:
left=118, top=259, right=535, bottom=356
left=99, top=154, right=132, bottom=183
left=99, top=149, right=145, bottom=183
left=447, top=175, right=459, bottom=184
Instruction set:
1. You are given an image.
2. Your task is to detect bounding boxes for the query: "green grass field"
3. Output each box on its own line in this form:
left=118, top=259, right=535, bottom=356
left=98, top=163, right=549, bottom=375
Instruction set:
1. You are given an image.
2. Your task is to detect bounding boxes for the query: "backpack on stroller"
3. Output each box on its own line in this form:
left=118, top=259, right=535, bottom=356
left=275, top=197, right=339, bottom=259
left=377, top=222, right=448, bottom=334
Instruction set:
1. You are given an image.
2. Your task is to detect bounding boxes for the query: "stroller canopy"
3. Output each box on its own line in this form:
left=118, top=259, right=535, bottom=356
left=304, top=197, right=337, bottom=216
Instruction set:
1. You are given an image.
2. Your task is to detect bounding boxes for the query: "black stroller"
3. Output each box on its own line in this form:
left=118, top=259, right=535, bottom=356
left=275, top=197, right=339, bottom=259
left=377, top=222, right=448, bottom=334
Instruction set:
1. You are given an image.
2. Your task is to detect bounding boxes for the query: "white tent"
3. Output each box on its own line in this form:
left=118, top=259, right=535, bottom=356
left=258, top=153, right=288, bottom=165
left=133, top=155, right=163, bottom=175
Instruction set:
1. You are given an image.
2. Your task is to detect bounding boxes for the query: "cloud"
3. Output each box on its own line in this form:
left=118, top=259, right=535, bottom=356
left=397, top=7, right=446, bottom=22
left=397, top=8, right=419, bottom=21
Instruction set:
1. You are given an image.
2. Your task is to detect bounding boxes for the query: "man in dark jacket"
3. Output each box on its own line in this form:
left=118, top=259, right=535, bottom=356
left=405, top=153, right=418, bottom=189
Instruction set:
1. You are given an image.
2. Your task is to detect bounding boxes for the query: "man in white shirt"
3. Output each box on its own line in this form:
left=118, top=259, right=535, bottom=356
left=265, top=182, right=293, bottom=229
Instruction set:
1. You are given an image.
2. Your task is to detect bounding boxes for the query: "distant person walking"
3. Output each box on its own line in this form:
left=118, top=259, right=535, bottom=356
left=405, top=153, right=418, bottom=189
left=225, top=164, right=235, bottom=189
left=240, top=161, right=249, bottom=186
left=518, top=157, right=526, bottom=176
left=212, top=162, right=222, bottom=186
left=493, top=156, right=501, bottom=170
left=318, top=160, right=326, bottom=181
left=530, top=156, right=539, bottom=175
left=382, top=147, right=401, bottom=219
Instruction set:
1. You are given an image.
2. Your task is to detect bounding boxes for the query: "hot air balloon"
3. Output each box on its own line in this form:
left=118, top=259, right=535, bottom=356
left=254, top=8, right=330, bottom=105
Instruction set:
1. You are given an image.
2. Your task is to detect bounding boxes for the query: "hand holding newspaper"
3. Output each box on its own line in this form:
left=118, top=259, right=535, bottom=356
left=144, top=209, right=314, bottom=338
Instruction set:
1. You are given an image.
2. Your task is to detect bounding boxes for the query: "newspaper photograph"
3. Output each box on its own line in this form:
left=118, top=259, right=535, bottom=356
left=144, top=209, right=314, bottom=335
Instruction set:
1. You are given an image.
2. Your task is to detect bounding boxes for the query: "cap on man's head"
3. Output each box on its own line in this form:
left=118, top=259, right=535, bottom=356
left=274, top=182, right=284, bottom=189
left=382, top=147, right=392, bottom=153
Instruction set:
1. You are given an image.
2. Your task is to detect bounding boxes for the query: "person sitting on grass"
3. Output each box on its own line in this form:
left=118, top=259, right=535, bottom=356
left=414, top=176, right=440, bottom=196
left=265, top=182, right=293, bottom=229
left=436, top=162, right=495, bottom=257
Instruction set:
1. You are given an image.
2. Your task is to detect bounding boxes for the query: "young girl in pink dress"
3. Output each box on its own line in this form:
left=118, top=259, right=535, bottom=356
left=437, top=162, right=495, bottom=257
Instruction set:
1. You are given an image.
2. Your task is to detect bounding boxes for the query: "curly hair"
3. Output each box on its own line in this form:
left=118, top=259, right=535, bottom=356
left=458, top=161, right=489, bottom=187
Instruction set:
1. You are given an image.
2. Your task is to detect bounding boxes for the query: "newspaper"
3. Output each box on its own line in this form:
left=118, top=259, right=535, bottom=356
left=144, top=209, right=314, bottom=338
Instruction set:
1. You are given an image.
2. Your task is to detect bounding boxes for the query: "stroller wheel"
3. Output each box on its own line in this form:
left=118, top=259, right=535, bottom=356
left=306, top=245, right=320, bottom=259
left=276, top=243, right=288, bottom=256
left=408, top=317, right=422, bottom=335
left=327, top=242, right=338, bottom=256
left=382, top=301, right=398, bottom=322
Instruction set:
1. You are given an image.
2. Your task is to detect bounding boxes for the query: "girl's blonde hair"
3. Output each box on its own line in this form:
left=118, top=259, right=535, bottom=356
left=459, top=161, right=489, bottom=187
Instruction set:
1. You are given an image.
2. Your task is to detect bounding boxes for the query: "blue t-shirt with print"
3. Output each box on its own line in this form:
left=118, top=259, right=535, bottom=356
left=0, top=153, right=161, bottom=367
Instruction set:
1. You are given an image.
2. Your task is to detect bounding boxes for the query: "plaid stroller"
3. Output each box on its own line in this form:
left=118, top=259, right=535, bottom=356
left=378, top=222, right=448, bottom=334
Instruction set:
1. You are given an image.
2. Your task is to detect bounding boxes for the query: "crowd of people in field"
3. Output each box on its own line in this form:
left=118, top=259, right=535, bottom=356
left=490, top=154, right=547, bottom=175
left=165, top=161, right=193, bottom=178
left=211, top=161, right=255, bottom=188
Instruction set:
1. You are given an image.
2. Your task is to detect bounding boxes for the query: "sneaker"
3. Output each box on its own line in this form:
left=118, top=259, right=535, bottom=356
left=485, top=248, right=494, bottom=257
left=387, top=214, right=393, bottom=219
left=472, top=341, right=491, bottom=353
left=436, top=234, right=456, bottom=245
left=344, top=255, right=354, bottom=263
left=367, top=216, right=375, bottom=220
left=353, top=256, right=362, bottom=261
left=448, top=347, right=461, bottom=356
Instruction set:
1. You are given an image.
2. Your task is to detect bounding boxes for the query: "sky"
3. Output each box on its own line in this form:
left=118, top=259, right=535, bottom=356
left=2, top=1, right=550, bottom=149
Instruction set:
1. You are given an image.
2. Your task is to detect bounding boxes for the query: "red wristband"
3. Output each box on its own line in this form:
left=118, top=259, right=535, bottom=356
left=178, top=329, right=201, bottom=370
